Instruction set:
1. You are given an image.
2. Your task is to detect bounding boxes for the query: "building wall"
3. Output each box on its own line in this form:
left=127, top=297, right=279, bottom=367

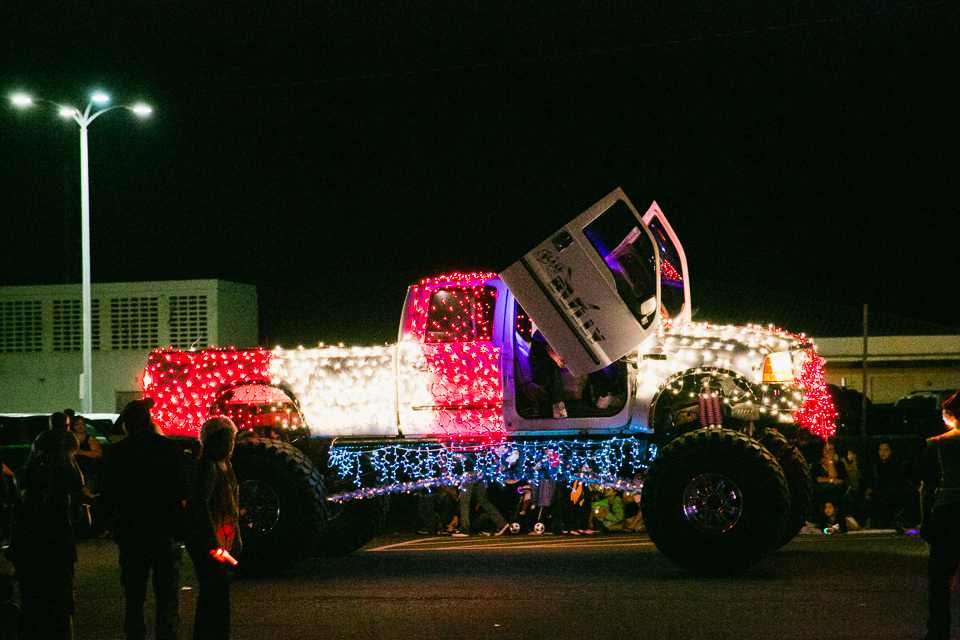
left=215, top=280, right=259, bottom=349
left=0, top=280, right=257, bottom=413
left=815, top=335, right=960, bottom=404
left=824, top=364, right=960, bottom=404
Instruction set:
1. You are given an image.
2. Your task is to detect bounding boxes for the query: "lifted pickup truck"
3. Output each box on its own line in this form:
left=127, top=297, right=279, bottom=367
left=142, top=189, right=836, bottom=574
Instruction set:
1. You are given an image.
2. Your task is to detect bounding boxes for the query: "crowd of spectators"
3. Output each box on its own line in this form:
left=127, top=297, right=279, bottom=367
left=808, top=438, right=920, bottom=533
left=2, top=405, right=241, bottom=640
left=417, top=477, right=645, bottom=537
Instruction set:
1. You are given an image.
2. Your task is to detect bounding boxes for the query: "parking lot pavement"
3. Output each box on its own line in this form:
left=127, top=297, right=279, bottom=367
left=1, top=529, right=929, bottom=640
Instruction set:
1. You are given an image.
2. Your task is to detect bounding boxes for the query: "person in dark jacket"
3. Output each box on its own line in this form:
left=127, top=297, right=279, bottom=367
left=6, top=412, right=84, bottom=640
left=101, top=399, right=189, bottom=640
left=918, top=392, right=960, bottom=640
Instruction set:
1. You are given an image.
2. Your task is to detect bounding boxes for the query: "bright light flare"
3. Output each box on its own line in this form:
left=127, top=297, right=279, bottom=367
left=11, top=93, right=33, bottom=106
left=91, top=91, right=110, bottom=104
left=132, top=104, right=152, bottom=116
left=59, top=107, right=78, bottom=117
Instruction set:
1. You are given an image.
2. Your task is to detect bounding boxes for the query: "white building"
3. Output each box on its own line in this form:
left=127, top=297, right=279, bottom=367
left=0, top=280, right=257, bottom=413
left=690, top=281, right=960, bottom=405
left=816, top=334, right=960, bottom=404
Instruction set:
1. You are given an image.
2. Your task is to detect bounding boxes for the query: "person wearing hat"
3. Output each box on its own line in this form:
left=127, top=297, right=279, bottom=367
left=918, top=392, right=960, bottom=640
left=186, top=417, right=241, bottom=640
left=101, top=399, right=189, bottom=640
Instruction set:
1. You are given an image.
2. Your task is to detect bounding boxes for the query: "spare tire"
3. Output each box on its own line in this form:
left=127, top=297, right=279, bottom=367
left=641, top=428, right=790, bottom=574
left=232, top=439, right=327, bottom=575
left=758, top=429, right=812, bottom=547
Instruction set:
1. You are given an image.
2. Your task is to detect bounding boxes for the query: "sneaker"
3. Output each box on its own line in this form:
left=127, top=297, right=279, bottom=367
left=452, top=531, right=469, bottom=537
left=553, top=402, right=568, bottom=419
left=596, top=394, right=613, bottom=409
left=494, top=523, right=511, bottom=536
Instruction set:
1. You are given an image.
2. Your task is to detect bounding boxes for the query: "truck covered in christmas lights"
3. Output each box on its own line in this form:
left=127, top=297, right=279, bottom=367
left=141, top=188, right=836, bottom=574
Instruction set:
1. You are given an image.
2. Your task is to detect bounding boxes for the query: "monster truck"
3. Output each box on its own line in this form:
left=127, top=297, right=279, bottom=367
left=141, top=188, right=835, bottom=574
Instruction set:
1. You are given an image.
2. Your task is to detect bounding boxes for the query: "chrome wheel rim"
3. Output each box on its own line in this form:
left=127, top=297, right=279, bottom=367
left=239, top=480, right=281, bottom=536
left=682, top=473, right=743, bottom=534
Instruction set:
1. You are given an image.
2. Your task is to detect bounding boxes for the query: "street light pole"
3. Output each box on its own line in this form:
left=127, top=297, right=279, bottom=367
left=79, top=112, right=93, bottom=416
left=11, top=91, right=152, bottom=414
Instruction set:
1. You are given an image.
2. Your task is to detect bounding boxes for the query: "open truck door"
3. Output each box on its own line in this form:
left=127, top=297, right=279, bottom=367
left=500, top=188, right=661, bottom=376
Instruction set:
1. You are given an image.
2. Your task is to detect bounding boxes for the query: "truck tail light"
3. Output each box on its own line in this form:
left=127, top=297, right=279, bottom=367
left=762, top=352, right=794, bottom=383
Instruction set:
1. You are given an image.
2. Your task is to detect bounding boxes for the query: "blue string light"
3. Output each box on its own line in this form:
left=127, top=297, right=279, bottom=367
left=326, top=436, right=657, bottom=502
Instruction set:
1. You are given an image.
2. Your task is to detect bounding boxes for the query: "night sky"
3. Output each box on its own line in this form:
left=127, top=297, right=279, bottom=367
left=2, top=1, right=958, bottom=347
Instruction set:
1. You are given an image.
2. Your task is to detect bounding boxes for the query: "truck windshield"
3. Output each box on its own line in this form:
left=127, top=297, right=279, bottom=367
left=645, top=215, right=686, bottom=319
left=582, top=200, right=659, bottom=329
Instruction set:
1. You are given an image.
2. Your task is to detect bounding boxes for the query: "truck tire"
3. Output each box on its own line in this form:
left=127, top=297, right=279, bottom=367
left=231, top=439, right=327, bottom=575
left=316, top=493, right=389, bottom=557
left=641, top=428, right=790, bottom=574
left=758, top=430, right=812, bottom=547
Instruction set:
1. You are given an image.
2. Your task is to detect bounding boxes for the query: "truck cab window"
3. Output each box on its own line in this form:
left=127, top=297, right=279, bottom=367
left=645, top=215, right=686, bottom=320
left=514, top=304, right=534, bottom=343
left=582, top=199, right=659, bottom=329
left=425, top=286, right=498, bottom=343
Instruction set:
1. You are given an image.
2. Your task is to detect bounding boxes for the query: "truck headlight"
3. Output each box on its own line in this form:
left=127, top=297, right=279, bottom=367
left=761, top=352, right=794, bottom=384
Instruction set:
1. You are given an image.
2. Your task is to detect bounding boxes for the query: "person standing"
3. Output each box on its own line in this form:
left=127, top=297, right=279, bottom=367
left=186, top=417, right=242, bottom=640
left=919, top=392, right=960, bottom=640
left=71, top=415, right=104, bottom=488
left=101, top=399, right=189, bottom=640
left=5, top=412, right=84, bottom=640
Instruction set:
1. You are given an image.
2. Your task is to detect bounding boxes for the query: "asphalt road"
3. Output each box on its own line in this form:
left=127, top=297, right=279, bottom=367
left=2, top=530, right=932, bottom=640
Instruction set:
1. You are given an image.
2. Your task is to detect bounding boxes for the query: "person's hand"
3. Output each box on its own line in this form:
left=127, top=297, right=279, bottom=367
left=211, top=548, right=238, bottom=565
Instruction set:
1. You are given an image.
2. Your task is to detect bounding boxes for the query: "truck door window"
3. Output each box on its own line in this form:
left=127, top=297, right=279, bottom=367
left=645, top=216, right=686, bottom=319
left=425, top=286, right=498, bottom=343
left=582, top=200, right=659, bottom=329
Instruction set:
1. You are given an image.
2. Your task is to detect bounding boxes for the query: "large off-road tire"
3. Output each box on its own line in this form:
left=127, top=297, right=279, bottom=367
left=641, top=428, right=790, bottom=574
left=758, top=429, right=812, bottom=547
left=231, top=439, right=327, bottom=575
left=316, top=494, right=389, bottom=557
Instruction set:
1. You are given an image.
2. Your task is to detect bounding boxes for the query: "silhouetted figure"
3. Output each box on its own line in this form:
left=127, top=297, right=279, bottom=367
left=5, top=412, right=83, bottom=640
left=529, top=330, right=567, bottom=418
left=418, top=486, right=458, bottom=535
left=865, top=441, right=914, bottom=529
left=0, top=573, right=18, bottom=640
left=186, top=418, right=242, bottom=640
left=919, top=392, right=960, bottom=640
left=102, top=399, right=189, bottom=640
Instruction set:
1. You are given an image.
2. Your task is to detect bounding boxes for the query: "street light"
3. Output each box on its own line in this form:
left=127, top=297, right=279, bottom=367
left=10, top=90, right=152, bottom=413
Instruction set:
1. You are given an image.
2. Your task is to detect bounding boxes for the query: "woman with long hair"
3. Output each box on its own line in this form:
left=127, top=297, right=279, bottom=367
left=186, top=417, right=242, bottom=640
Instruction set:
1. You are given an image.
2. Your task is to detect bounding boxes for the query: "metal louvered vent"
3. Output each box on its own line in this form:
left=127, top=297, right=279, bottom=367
left=169, top=295, right=209, bottom=349
left=0, top=300, right=42, bottom=352
left=53, top=299, right=101, bottom=351
left=110, top=297, right=159, bottom=350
